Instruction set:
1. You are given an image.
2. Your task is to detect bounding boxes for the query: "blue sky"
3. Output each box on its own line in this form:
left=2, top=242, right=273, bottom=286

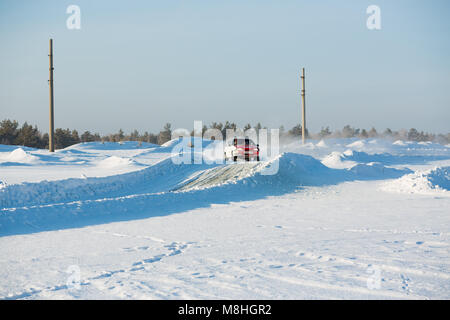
left=1, top=0, right=449, bottom=134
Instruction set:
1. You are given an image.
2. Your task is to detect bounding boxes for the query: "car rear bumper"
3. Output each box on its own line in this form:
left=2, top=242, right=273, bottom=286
left=233, top=151, right=258, bottom=156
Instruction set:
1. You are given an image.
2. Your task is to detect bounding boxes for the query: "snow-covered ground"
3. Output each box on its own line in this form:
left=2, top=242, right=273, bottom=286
left=0, top=138, right=449, bottom=299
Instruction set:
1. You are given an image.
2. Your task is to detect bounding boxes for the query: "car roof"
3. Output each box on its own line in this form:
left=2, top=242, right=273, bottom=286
left=227, top=137, right=256, bottom=143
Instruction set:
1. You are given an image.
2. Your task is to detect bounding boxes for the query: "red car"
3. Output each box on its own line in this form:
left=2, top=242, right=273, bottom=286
left=224, top=138, right=260, bottom=162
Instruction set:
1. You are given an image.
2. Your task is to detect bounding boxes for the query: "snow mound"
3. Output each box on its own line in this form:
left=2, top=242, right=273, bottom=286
left=393, top=140, right=407, bottom=146
left=340, top=150, right=450, bottom=166
left=177, top=153, right=409, bottom=192
left=321, top=151, right=356, bottom=169
left=0, top=156, right=214, bottom=208
left=316, top=140, right=327, bottom=148
left=0, top=148, right=39, bottom=164
left=0, top=151, right=414, bottom=235
left=349, top=162, right=410, bottom=178
left=381, top=167, right=450, bottom=194
left=0, top=151, right=413, bottom=210
left=346, top=140, right=365, bottom=149
left=176, top=153, right=343, bottom=192
left=97, top=156, right=135, bottom=168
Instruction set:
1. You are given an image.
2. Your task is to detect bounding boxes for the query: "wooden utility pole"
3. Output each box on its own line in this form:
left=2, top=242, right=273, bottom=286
left=48, top=39, right=55, bottom=152
left=301, top=68, right=306, bottom=144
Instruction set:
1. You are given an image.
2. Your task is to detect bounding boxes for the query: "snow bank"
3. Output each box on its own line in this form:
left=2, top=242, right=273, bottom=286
left=1, top=138, right=448, bottom=236
left=176, top=153, right=345, bottom=192
left=321, top=151, right=356, bottom=169
left=0, top=148, right=39, bottom=165
left=0, top=151, right=411, bottom=211
left=97, top=156, right=135, bottom=168
left=0, top=152, right=415, bottom=236
left=346, top=140, right=365, bottom=149
left=393, top=140, right=407, bottom=146
left=349, top=162, right=411, bottom=178
left=381, top=167, right=450, bottom=195
left=177, top=153, right=410, bottom=192
left=339, top=150, right=449, bottom=166
left=0, top=156, right=213, bottom=208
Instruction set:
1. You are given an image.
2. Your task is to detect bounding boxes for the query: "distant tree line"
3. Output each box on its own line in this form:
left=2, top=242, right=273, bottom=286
left=311, top=125, right=449, bottom=144
left=0, top=119, right=449, bottom=150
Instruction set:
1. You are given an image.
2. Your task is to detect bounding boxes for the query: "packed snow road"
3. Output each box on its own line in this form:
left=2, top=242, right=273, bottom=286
left=0, top=138, right=449, bottom=299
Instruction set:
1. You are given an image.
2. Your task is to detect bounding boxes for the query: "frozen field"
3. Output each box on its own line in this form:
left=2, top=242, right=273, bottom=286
left=0, top=138, right=449, bottom=299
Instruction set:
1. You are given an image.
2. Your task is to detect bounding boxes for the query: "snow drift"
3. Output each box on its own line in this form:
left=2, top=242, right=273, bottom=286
left=0, top=152, right=412, bottom=236
left=0, top=152, right=410, bottom=209
left=2, top=137, right=447, bottom=236
left=96, top=156, right=137, bottom=168
left=0, top=148, right=39, bottom=165
left=381, top=166, right=450, bottom=194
